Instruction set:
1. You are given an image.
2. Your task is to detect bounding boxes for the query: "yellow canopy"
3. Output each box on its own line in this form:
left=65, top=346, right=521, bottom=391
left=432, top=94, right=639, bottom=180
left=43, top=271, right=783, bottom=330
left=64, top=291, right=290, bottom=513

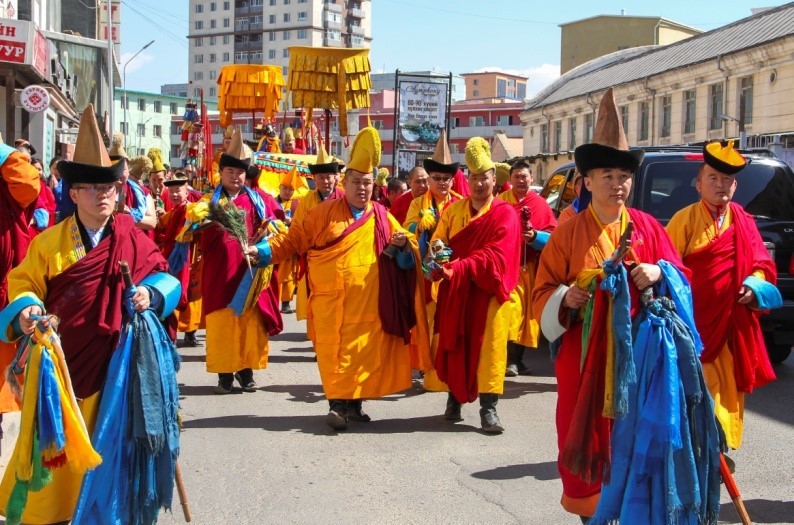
left=217, top=64, right=285, bottom=127
left=287, top=46, right=372, bottom=137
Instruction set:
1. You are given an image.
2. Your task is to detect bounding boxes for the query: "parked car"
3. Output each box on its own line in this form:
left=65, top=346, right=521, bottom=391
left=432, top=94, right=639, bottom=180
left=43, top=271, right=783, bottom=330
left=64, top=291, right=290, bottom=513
left=540, top=148, right=794, bottom=364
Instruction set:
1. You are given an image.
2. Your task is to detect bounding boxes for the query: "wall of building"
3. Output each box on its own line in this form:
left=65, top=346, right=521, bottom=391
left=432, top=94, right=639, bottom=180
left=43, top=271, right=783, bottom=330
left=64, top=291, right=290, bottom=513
left=462, top=72, right=528, bottom=101
left=522, top=36, right=794, bottom=182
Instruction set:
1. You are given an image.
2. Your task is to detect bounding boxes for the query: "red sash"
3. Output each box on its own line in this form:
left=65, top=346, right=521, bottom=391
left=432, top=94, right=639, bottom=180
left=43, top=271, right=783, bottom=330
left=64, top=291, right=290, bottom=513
left=511, top=192, right=557, bottom=267
left=46, top=214, right=167, bottom=398
left=435, top=199, right=521, bottom=403
left=685, top=202, right=776, bottom=392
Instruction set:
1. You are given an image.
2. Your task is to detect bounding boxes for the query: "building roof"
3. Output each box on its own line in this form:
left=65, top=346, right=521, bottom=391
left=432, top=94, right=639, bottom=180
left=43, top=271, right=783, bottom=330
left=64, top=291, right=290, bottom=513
left=462, top=71, right=528, bottom=80
left=528, top=3, right=794, bottom=110
left=559, top=14, right=702, bottom=34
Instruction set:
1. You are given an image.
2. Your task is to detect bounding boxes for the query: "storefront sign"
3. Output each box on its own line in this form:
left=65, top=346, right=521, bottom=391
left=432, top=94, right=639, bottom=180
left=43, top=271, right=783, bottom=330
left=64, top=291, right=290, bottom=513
left=20, top=84, right=50, bottom=112
left=0, top=18, right=50, bottom=80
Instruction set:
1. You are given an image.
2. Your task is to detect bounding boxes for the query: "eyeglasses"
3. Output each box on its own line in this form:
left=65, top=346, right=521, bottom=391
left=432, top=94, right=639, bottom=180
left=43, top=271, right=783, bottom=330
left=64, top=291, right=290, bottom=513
left=73, top=184, right=117, bottom=195
left=430, top=176, right=452, bottom=183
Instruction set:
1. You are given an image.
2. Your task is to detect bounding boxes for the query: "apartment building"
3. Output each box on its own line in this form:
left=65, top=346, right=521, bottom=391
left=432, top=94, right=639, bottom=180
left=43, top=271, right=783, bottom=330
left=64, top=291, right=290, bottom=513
left=462, top=72, right=528, bottom=101
left=188, top=0, right=372, bottom=100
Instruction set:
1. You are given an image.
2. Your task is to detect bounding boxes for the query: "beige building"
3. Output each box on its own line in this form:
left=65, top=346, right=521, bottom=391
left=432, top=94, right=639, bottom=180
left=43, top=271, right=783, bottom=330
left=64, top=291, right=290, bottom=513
left=522, top=5, right=794, bottom=182
left=188, top=0, right=372, bottom=100
left=461, top=71, right=527, bottom=101
left=560, top=15, right=701, bottom=75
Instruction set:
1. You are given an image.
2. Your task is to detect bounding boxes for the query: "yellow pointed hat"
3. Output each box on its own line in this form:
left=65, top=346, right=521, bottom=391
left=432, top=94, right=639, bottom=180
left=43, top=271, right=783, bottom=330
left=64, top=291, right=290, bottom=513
left=147, top=147, right=166, bottom=173
left=346, top=126, right=381, bottom=174
left=703, top=139, right=746, bottom=175
left=280, top=164, right=309, bottom=191
left=465, top=136, right=495, bottom=175
left=574, top=87, right=644, bottom=174
left=309, top=135, right=339, bottom=174
left=494, top=162, right=511, bottom=186
left=284, top=127, right=295, bottom=142
left=58, top=104, right=124, bottom=184
left=423, top=129, right=459, bottom=175
left=219, top=126, right=252, bottom=171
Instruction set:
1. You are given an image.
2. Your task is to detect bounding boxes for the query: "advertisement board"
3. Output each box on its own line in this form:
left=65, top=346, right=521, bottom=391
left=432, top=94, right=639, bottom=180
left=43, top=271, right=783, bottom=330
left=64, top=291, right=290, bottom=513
left=397, top=81, right=448, bottom=151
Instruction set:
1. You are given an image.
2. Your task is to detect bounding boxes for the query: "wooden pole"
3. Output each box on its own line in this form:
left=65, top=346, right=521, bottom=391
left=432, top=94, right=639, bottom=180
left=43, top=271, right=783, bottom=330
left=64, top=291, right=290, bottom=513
left=324, top=108, right=331, bottom=155
left=175, top=461, right=193, bottom=522
left=720, top=453, right=752, bottom=525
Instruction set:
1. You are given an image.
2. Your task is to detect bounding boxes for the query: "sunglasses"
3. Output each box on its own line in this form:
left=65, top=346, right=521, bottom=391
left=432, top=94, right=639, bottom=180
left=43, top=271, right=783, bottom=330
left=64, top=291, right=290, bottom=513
left=73, top=184, right=117, bottom=195
left=430, top=176, right=452, bottom=183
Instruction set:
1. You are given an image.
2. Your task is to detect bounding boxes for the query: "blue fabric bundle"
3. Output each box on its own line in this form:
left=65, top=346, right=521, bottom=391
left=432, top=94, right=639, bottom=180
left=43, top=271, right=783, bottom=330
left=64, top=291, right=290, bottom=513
left=73, top=287, right=181, bottom=525
left=167, top=242, right=190, bottom=276
left=600, top=260, right=636, bottom=418
left=37, top=350, right=66, bottom=455
left=590, top=261, right=721, bottom=525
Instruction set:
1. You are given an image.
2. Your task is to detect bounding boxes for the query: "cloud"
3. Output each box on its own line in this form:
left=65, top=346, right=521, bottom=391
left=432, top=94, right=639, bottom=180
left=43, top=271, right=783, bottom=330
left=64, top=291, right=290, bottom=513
left=473, top=64, right=561, bottom=98
left=119, top=51, right=156, bottom=75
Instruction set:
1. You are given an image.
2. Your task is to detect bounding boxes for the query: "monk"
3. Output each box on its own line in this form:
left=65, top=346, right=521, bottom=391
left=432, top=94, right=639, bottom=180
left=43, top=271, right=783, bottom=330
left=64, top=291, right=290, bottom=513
left=248, top=127, right=431, bottom=431
left=156, top=173, right=204, bottom=347
left=0, top=143, right=41, bottom=414
left=0, top=106, right=179, bottom=524
left=429, top=137, right=522, bottom=433
left=199, top=128, right=283, bottom=394
left=276, top=167, right=302, bottom=314
left=666, top=140, right=779, bottom=454
left=532, top=89, right=688, bottom=521
left=389, top=166, right=429, bottom=224
left=291, top=141, right=345, bottom=332
left=497, top=160, right=556, bottom=377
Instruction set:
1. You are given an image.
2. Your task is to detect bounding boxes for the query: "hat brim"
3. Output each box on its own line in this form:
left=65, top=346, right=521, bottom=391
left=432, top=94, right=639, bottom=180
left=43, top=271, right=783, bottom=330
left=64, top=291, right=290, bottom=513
left=219, top=153, right=251, bottom=171
left=574, top=143, right=644, bottom=175
left=423, top=158, right=459, bottom=175
left=164, top=179, right=189, bottom=187
left=703, top=146, right=746, bottom=175
left=308, top=162, right=340, bottom=174
left=58, top=159, right=125, bottom=184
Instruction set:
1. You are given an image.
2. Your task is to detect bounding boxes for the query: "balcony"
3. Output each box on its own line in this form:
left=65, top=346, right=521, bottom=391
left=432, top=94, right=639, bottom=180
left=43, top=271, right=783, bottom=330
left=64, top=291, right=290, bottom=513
left=235, top=5, right=251, bottom=16
left=349, top=7, right=365, bottom=19
left=323, top=36, right=343, bottom=47
left=324, top=1, right=343, bottom=13
left=324, top=17, right=343, bottom=30
left=250, top=22, right=263, bottom=31
left=349, top=24, right=365, bottom=36
left=234, top=40, right=262, bottom=52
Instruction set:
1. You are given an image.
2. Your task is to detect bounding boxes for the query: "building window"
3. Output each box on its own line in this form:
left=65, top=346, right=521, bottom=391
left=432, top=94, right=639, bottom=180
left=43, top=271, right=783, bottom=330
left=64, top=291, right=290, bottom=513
left=270, top=0, right=275, bottom=4
left=224, top=1, right=229, bottom=9
left=121, top=95, right=129, bottom=109
left=210, top=19, right=216, bottom=29
left=298, top=11, right=307, bottom=21
left=283, top=48, right=289, bottom=58
left=223, top=35, right=230, bottom=44
left=269, top=49, right=276, bottom=59
left=269, top=32, right=276, bottom=41
left=473, top=79, right=478, bottom=86
left=195, top=3, right=203, bottom=13
left=153, top=125, right=162, bottom=138
left=250, top=52, right=262, bottom=61
left=223, top=52, right=230, bottom=61
left=210, top=53, right=217, bottom=63
left=568, top=117, right=577, bottom=149
left=209, top=87, right=216, bottom=97
left=708, top=83, right=724, bottom=131
left=660, top=95, right=672, bottom=138
left=372, top=119, right=383, bottom=130
left=195, top=20, right=203, bottom=30
left=210, top=70, right=217, bottom=79
left=683, top=89, right=696, bottom=134
left=195, top=38, right=203, bottom=47
left=137, top=98, right=145, bottom=111
left=497, top=79, right=507, bottom=98
left=235, top=52, right=248, bottom=61
left=209, top=36, right=216, bottom=45
left=223, top=18, right=230, bottom=28
left=269, top=14, right=275, bottom=23
left=620, top=105, right=629, bottom=134
left=170, top=102, right=178, bottom=115
left=352, top=36, right=362, bottom=45
left=554, top=120, right=562, bottom=151
left=137, top=123, right=145, bottom=137
left=283, top=30, right=291, bottom=40
left=639, top=101, right=650, bottom=141
left=469, top=116, right=485, bottom=127
left=584, top=113, right=594, bottom=143
left=120, top=121, right=128, bottom=134
left=210, top=1, right=216, bottom=10
left=540, top=123, right=548, bottom=153
left=194, top=54, right=203, bottom=64
left=284, top=0, right=290, bottom=4
left=283, top=13, right=290, bottom=22
left=250, top=15, right=262, bottom=24
left=473, top=90, right=479, bottom=97
left=153, top=100, right=162, bottom=113
left=138, top=148, right=145, bottom=156
left=194, top=87, right=201, bottom=97
left=517, top=84, right=526, bottom=99
left=496, top=115, right=512, bottom=126
left=297, top=29, right=307, bottom=39
left=739, top=75, right=753, bottom=124
left=194, top=71, right=203, bottom=80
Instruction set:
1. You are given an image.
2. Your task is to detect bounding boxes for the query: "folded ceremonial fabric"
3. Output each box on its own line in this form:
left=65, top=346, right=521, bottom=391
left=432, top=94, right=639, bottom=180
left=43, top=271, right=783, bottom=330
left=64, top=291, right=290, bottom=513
left=743, top=275, right=783, bottom=310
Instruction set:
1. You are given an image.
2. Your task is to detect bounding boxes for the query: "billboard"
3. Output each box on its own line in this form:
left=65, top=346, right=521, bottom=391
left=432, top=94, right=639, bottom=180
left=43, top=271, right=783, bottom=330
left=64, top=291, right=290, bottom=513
left=397, top=81, right=447, bottom=151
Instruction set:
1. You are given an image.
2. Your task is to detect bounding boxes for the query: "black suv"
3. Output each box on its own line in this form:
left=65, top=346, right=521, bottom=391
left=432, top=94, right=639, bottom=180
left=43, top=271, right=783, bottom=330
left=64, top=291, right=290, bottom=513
left=540, top=148, right=794, bottom=364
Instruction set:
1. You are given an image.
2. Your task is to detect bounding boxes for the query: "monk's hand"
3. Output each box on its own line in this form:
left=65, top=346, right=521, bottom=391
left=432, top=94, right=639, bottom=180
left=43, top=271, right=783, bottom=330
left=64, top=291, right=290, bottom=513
left=563, top=286, right=591, bottom=309
left=131, top=287, right=151, bottom=312
left=737, top=285, right=756, bottom=306
left=630, top=263, right=662, bottom=291
left=245, top=245, right=260, bottom=266
left=522, top=228, right=537, bottom=243
left=390, top=231, right=407, bottom=248
left=19, top=305, right=43, bottom=335
left=441, top=264, right=454, bottom=280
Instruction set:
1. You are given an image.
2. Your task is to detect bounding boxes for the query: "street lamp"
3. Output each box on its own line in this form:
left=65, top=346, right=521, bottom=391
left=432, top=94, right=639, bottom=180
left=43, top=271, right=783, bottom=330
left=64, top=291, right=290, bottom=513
left=123, top=40, right=155, bottom=150
left=719, top=111, right=747, bottom=149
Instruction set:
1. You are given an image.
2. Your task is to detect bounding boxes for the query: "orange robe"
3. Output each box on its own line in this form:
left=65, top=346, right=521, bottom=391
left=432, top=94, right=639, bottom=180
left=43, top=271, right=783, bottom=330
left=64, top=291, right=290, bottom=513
left=276, top=196, right=299, bottom=303
left=267, top=198, right=431, bottom=399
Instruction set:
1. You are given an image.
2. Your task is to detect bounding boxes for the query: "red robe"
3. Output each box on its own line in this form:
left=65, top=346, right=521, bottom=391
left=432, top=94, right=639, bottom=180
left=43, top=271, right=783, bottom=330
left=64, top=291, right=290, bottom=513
left=389, top=190, right=418, bottom=225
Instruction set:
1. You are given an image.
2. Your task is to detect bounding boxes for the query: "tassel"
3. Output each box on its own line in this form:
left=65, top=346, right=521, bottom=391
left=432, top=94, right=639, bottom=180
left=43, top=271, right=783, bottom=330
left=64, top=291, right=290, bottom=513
left=29, top=432, right=52, bottom=492
left=5, top=479, right=29, bottom=525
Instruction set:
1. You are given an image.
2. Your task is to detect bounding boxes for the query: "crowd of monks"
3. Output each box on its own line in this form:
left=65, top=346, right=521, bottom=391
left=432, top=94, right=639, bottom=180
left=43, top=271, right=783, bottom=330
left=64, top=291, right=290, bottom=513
left=0, top=85, right=783, bottom=524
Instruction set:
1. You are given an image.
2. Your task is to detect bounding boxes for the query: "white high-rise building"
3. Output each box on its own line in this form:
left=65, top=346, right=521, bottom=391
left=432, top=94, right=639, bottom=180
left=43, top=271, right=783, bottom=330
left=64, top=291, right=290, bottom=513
left=188, top=0, right=372, bottom=100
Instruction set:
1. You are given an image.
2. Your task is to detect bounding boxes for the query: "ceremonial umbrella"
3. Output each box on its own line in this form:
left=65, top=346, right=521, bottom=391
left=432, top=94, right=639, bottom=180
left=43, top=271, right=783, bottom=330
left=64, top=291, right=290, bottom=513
left=287, top=46, right=372, bottom=140
left=217, top=64, right=286, bottom=128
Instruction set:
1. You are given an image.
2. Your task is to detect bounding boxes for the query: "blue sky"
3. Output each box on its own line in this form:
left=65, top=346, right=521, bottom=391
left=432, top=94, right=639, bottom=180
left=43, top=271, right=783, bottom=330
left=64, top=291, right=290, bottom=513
left=121, top=0, right=782, bottom=96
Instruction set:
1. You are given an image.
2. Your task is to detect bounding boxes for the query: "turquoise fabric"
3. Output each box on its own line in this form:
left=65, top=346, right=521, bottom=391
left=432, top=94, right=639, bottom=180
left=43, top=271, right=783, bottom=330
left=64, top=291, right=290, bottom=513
left=743, top=275, right=782, bottom=310
left=139, top=272, right=181, bottom=318
left=126, top=180, right=148, bottom=223
left=530, top=230, right=550, bottom=251
left=0, top=295, right=43, bottom=343
left=0, top=143, right=13, bottom=165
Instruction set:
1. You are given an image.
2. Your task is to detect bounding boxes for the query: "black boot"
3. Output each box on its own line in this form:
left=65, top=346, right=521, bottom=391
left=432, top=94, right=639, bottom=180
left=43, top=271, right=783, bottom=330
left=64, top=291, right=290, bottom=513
left=214, top=373, right=234, bottom=394
left=346, top=400, right=371, bottom=422
left=444, top=392, right=463, bottom=421
left=234, top=368, right=257, bottom=392
left=479, top=393, right=504, bottom=433
left=326, top=399, right=348, bottom=430
left=280, top=301, right=294, bottom=314
left=506, top=342, right=531, bottom=377
left=182, top=331, right=198, bottom=347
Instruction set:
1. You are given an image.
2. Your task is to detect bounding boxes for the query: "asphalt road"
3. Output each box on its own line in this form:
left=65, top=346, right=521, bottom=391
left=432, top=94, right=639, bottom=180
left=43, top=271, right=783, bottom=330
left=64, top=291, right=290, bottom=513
left=159, top=313, right=794, bottom=525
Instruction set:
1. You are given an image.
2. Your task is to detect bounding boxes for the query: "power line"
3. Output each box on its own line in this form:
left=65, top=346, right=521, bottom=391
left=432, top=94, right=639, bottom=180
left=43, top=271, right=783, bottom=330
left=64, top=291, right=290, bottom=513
left=122, top=1, right=188, bottom=49
left=126, top=0, right=188, bottom=23
left=379, top=0, right=558, bottom=25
